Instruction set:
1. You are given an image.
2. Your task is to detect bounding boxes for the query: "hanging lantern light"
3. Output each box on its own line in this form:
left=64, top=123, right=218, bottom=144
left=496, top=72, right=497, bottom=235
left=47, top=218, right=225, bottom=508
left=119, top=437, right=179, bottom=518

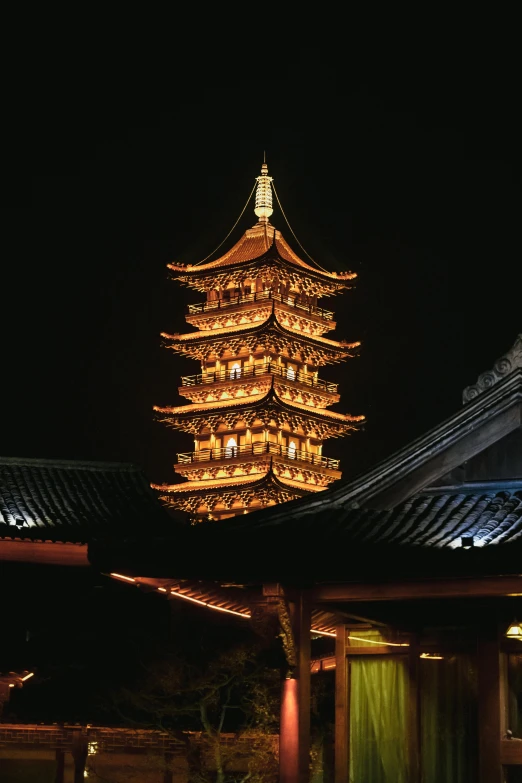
left=506, top=620, right=522, bottom=640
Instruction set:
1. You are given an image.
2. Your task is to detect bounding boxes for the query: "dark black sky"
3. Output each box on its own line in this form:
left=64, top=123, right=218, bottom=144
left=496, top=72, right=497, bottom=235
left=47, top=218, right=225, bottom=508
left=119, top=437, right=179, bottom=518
left=1, top=47, right=520, bottom=486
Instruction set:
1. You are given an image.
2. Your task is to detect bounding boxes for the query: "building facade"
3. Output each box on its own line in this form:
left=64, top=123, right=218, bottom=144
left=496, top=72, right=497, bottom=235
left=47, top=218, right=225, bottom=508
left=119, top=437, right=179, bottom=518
left=153, top=163, right=364, bottom=521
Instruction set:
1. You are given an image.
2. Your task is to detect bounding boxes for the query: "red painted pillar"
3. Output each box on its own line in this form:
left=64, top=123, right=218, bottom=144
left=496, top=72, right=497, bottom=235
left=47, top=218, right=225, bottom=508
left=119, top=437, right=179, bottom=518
left=279, top=590, right=311, bottom=783
left=280, top=678, right=300, bottom=782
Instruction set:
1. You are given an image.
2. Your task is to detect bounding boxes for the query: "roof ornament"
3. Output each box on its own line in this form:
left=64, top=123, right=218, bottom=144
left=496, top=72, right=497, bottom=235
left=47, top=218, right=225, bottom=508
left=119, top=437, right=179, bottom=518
left=462, top=334, right=522, bottom=404
left=254, top=159, right=273, bottom=223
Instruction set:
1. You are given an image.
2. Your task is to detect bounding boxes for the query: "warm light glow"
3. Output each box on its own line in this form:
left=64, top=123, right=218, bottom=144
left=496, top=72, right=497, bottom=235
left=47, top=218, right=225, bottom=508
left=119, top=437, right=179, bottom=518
left=110, top=573, right=136, bottom=583
left=8, top=683, right=14, bottom=688
left=254, top=162, right=273, bottom=220
left=157, top=587, right=167, bottom=592
left=168, top=588, right=251, bottom=618
left=420, top=653, right=444, bottom=660
left=348, top=634, right=409, bottom=647
left=506, top=620, right=522, bottom=639
left=280, top=677, right=299, bottom=778
left=21, top=672, right=34, bottom=681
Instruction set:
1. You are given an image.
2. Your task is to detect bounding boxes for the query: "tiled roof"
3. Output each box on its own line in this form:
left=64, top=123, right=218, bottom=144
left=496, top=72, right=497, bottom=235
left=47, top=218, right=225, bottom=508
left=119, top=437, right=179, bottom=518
left=168, top=223, right=356, bottom=282
left=90, top=481, right=522, bottom=583
left=0, top=457, right=172, bottom=543
left=269, top=483, right=522, bottom=549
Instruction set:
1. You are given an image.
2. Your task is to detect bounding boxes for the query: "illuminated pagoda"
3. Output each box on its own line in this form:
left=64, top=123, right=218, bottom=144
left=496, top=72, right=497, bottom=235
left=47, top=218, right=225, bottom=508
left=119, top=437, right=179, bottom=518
left=154, top=162, right=365, bottom=521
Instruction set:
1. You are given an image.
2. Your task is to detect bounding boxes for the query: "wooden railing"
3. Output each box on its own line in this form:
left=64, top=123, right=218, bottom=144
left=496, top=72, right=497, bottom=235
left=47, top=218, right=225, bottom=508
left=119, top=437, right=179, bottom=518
left=181, top=363, right=338, bottom=393
left=177, top=441, right=340, bottom=470
left=187, top=290, right=334, bottom=320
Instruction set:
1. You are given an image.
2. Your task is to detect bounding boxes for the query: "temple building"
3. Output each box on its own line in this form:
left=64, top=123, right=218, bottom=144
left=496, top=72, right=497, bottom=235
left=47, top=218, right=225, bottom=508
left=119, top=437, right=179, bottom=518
left=153, top=163, right=364, bottom=521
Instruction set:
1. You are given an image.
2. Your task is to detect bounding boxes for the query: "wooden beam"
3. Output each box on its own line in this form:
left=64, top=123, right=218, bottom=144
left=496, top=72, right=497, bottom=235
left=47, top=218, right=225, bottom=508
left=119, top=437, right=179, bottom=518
left=478, top=625, right=503, bottom=783
left=334, top=625, right=349, bottom=783
left=0, top=540, right=89, bottom=566
left=314, top=575, right=522, bottom=603
left=501, top=739, right=522, bottom=765
left=367, top=404, right=521, bottom=509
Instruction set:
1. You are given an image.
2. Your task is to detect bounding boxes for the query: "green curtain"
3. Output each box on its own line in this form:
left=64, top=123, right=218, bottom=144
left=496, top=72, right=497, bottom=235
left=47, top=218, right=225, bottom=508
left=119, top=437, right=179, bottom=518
left=420, top=654, right=477, bottom=783
left=349, top=657, right=408, bottom=783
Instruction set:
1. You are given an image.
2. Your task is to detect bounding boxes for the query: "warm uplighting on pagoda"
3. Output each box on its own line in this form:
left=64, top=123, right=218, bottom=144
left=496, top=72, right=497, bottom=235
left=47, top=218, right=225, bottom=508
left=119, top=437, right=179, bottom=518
left=154, top=160, right=364, bottom=521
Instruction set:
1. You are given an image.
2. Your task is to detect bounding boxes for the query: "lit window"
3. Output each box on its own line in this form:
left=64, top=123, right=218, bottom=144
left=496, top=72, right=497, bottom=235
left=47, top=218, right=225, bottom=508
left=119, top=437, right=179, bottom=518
left=225, top=437, right=238, bottom=458
left=230, top=362, right=241, bottom=380
left=287, top=366, right=296, bottom=381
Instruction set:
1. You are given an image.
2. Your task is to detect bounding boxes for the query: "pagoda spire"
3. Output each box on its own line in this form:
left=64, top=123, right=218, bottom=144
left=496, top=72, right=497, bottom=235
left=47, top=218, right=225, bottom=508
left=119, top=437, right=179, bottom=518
left=254, top=159, right=273, bottom=223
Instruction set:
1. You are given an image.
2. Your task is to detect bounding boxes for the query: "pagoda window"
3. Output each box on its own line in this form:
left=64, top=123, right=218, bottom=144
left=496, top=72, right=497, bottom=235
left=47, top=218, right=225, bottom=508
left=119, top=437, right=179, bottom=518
left=229, top=362, right=241, bottom=379
left=225, top=437, right=238, bottom=458
left=286, top=365, right=297, bottom=381
left=288, top=440, right=297, bottom=459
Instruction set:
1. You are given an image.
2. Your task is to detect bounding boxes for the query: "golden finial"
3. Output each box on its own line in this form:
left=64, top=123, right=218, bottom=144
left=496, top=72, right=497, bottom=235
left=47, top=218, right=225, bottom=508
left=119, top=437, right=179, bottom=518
left=254, top=157, right=273, bottom=222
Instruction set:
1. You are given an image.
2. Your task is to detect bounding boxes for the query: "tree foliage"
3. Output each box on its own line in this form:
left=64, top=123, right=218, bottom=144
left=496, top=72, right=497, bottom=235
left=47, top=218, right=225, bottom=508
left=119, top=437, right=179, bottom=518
left=106, top=624, right=281, bottom=783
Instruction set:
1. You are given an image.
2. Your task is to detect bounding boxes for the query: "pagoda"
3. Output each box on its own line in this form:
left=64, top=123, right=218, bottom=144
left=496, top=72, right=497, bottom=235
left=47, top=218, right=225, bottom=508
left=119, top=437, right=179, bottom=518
left=153, top=162, right=364, bottom=521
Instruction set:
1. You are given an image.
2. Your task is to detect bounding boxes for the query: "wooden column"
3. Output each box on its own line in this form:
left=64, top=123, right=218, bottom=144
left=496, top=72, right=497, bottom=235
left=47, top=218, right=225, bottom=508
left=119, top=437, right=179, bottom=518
left=334, top=624, right=349, bottom=783
left=54, top=748, right=65, bottom=783
left=163, top=751, right=174, bottom=783
left=279, top=590, right=311, bottom=783
left=71, top=732, right=88, bottom=783
left=280, top=678, right=300, bottom=782
left=478, top=624, right=503, bottom=783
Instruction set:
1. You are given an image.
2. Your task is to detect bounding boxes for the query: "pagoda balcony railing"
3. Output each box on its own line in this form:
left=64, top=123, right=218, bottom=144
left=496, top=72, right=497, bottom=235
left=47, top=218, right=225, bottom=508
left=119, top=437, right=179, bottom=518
left=187, top=290, right=334, bottom=320
left=181, top=363, right=339, bottom=393
left=177, top=441, right=340, bottom=470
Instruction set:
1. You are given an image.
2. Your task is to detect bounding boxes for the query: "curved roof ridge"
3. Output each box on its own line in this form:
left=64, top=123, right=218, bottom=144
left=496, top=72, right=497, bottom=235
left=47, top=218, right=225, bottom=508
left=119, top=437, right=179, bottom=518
left=0, top=455, right=142, bottom=472
left=162, top=308, right=360, bottom=351
left=168, top=223, right=356, bottom=282
left=153, top=465, right=323, bottom=496
left=154, top=383, right=364, bottom=424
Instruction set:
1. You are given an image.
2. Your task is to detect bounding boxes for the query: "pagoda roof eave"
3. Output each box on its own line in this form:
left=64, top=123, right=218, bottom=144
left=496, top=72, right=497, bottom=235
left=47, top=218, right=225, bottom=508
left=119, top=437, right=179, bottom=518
left=167, top=224, right=356, bottom=286
left=153, top=382, right=365, bottom=427
left=162, top=308, right=360, bottom=353
left=152, top=466, right=323, bottom=497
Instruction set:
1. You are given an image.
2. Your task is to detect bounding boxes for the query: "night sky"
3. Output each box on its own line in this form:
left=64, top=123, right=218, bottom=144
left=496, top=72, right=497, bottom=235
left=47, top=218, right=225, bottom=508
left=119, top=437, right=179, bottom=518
left=1, top=51, right=520, bottom=489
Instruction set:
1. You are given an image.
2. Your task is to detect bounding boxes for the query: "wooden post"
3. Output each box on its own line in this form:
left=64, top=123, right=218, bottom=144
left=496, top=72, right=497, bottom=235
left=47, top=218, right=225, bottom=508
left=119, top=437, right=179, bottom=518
left=163, top=751, right=174, bottom=783
left=334, top=624, right=349, bottom=783
left=279, top=590, right=311, bottom=783
left=54, top=748, right=65, bottom=783
left=478, top=624, right=503, bottom=783
left=295, top=592, right=311, bottom=783
left=71, top=732, right=88, bottom=783
left=408, top=634, right=420, bottom=783
left=280, top=678, right=300, bottom=783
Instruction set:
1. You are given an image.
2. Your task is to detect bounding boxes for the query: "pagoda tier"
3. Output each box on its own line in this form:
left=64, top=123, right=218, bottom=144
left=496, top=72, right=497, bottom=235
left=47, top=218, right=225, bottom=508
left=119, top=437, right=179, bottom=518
left=153, top=466, right=323, bottom=519
left=185, top=290, right=337, bottom=336
left=169, top=223, right=356, bottom=299
left=162, top=306, right=360, bottom=365
left=178, top=363, right=340, bottom=407
left=155, top=161, right=364, bottom=521
left=154, top=381, right=362, bottom=438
